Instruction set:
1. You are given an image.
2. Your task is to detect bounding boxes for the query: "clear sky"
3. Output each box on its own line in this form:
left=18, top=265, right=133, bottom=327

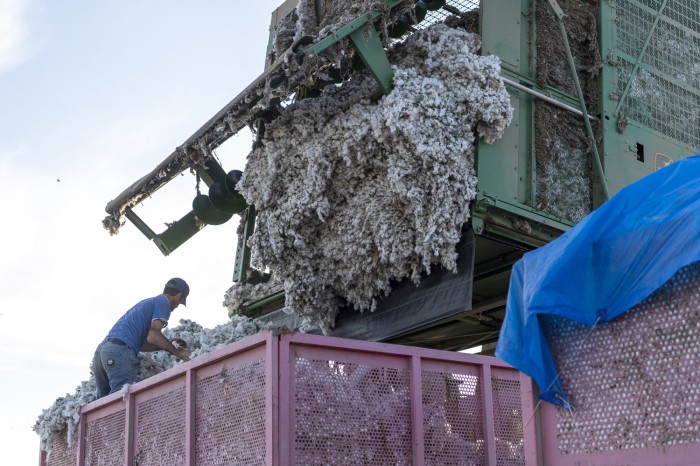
left=0, top=0, right=283, bottom=463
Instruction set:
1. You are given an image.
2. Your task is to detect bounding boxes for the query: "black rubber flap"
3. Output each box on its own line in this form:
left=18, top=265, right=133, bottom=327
left=329, top=225, right=474, bottom=341
left=256, top=225, right=475, bottom=342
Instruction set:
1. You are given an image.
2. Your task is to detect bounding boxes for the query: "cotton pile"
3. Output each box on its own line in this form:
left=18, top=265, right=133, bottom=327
left=228, top=23, right=512, bottom=331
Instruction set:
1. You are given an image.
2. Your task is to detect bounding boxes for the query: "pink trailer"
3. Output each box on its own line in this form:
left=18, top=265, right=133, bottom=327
left=40, top=260, right=700, bottom=466
left=40, top=331, right=535, bottom=466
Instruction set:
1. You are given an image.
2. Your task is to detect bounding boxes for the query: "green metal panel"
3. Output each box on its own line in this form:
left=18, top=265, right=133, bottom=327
left=481, top=0, right=522, bottom=71
left=599, top=0, right=699, bottom=196
left=478, top=0, right=528, bottom=212
left=475, top=0, right=573, bottom=246
left=477, top=85, right=526, bottom=207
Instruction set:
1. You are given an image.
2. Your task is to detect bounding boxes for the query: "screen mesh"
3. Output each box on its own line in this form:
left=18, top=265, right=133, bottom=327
left=423, top=370, right=486, bottom=465
left=195, top=358, right=267, bottom=465
left=545, top=261, right=700, bottom=454
left=84, top=410, right=126, bottom=466
left=135, top=386, right=187, bottom=465
left=615, top=0, right=700, bottom=150
left=294, top=358, right=412, bottom=465
left=45, top=432, right=77, bottom=466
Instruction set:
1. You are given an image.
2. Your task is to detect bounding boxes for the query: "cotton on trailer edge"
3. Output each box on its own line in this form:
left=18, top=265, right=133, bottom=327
left=103, top=0, right=700, bottom=353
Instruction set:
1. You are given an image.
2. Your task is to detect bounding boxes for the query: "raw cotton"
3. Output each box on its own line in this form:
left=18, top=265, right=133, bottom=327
left=229, top=23, right=513, bottom=332
left=34, top=316, right=266, bottom=456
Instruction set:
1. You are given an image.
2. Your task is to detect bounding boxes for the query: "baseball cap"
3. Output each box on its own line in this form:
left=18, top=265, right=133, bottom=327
left=165, top=277, right=190, bottom=305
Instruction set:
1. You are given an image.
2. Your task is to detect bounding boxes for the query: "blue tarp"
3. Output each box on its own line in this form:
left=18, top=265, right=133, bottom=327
left=495, top=154, right=700, bottom=408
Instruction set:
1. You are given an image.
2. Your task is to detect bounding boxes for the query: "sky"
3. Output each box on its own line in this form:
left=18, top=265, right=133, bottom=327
left=0, top=0, right=284, bottom=463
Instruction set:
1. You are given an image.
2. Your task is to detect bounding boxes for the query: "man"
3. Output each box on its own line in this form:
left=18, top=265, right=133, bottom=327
left=92, top=278, right=192, bottom=398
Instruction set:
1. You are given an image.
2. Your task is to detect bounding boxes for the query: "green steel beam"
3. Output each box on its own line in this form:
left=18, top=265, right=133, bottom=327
left=233, top=205, right=256, bottom=283
left=305, top=0, right=405, bottom=56
left=472, top=202, right=568, bottom=248
left=239, top=290, right=286, bottom=318
left=123, top=156, right=233, bottom=256
left=124, top=208, right=157, bottom=241
left=304, top=0, right=404, bottom=96
left=348, top=25, right=394, bottom=95
left=124, top=207, right=201, bottom=256
left=154, top=211, right=201, bottom=256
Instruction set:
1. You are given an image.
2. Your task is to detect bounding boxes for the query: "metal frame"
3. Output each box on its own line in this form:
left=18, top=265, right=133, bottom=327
left=40, top=331, right=535, bottom=466
left=107, top=0, right=404, bottom=259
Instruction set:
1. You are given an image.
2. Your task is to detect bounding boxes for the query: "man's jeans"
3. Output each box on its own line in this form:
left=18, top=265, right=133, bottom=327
left=92, top=340, right=139, bottom=398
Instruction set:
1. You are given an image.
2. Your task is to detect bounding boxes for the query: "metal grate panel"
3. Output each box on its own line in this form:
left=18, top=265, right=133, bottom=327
left=45, top=432, right=77, bottom=466
left=294, top=358, right=412, bottom=465
left=418, top=0, right=480, bottom=29
left=615, top=0, right=700, bottom=150
left=84, top=410, right=126, bottom=466
left=195, top=358, right=267, bottom=465
left=492, top=378, right=525, bottom=465
left=136, top=386, right=186, bottom=465
left=423, top=370, right=485, bottom=465
left=545, top=261, right=700, bottom=454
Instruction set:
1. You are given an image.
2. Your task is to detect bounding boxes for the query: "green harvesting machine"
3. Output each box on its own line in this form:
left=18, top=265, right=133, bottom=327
left=105, top=0, right=699, bottom=351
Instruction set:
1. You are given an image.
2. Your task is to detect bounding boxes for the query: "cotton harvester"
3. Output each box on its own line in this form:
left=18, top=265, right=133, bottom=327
left=104, top=0, right=699, bottom=352
left=35, top=1, right=700, bottom=464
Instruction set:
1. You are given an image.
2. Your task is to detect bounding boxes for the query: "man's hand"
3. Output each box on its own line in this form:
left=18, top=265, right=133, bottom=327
left=171, top=338, right=188, bottom=349
left=147, top=320, right=192, bottom=361
left=175, top=348, right=192, bottom=362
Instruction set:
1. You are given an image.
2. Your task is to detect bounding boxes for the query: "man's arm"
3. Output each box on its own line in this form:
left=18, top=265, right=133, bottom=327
left=143, top=320, right=191, bottom=361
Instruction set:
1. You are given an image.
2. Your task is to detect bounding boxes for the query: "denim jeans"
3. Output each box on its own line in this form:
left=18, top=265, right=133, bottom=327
left=92, top=340, right=139, bottom=398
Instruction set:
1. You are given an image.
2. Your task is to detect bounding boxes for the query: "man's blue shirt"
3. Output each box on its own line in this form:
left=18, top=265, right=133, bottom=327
left=106, top=295, right=171, bottom=355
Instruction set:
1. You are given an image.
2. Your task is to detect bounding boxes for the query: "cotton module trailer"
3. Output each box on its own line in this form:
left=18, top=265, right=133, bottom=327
left=39, top=250, right=700, bottom=465
left=104, top=0, right=698, bottom=350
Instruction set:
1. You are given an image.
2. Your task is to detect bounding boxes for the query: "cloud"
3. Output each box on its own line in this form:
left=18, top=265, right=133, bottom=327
left=0, top=0, right=35, bottom=72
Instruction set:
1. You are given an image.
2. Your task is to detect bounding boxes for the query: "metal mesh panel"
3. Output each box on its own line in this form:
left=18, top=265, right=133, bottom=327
left=135, top=386, right=186, bottom=466
left=423, top=370, right=485, bottom=465
left=492, top=378, right=525, bottom=465
left=615, top=0, right=700, bottom=149
left=418, top=0, right=480, bottom=29
left=545, top=261, right=700, bottom=454
left=195, top=358, right=267, bottom=465
left=294, top=358, right=412, bottom=465
left=45, top=432, right=77, bottom=466
left=84, top=410, right=126, bottom=466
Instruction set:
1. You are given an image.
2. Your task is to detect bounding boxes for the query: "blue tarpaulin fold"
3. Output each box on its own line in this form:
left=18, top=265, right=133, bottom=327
left=495, top=154, right=700, bottom=408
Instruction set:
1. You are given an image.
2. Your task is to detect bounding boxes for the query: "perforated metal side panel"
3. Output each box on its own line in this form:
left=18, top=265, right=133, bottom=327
left=615, top=0, right=700, bottom=149
left=294, top=358, right=412, bottom=465
left=135, top=386, right=186, bottom=465
left=545, top=261, right=700, bottom=454
left=84, top=410, right=125, bottom=466
left=423, top=370, right=485, bottom=465
left=195, top=358, right=266, bottom=465
left=45, top=432, right=76, bottom=466
left=492, top=377, right=525, bottom=465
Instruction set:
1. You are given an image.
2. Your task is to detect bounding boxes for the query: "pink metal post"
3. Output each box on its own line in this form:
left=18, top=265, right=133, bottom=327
left=480, top=364, right=497, bottom=465
left=185, top=369, right=195, bottom=465
left=410, top=355, right=425, bottom=466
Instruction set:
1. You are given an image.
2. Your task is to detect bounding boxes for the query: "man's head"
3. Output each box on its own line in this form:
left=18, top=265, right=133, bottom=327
left=164, top=277, right=189, bottom=307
